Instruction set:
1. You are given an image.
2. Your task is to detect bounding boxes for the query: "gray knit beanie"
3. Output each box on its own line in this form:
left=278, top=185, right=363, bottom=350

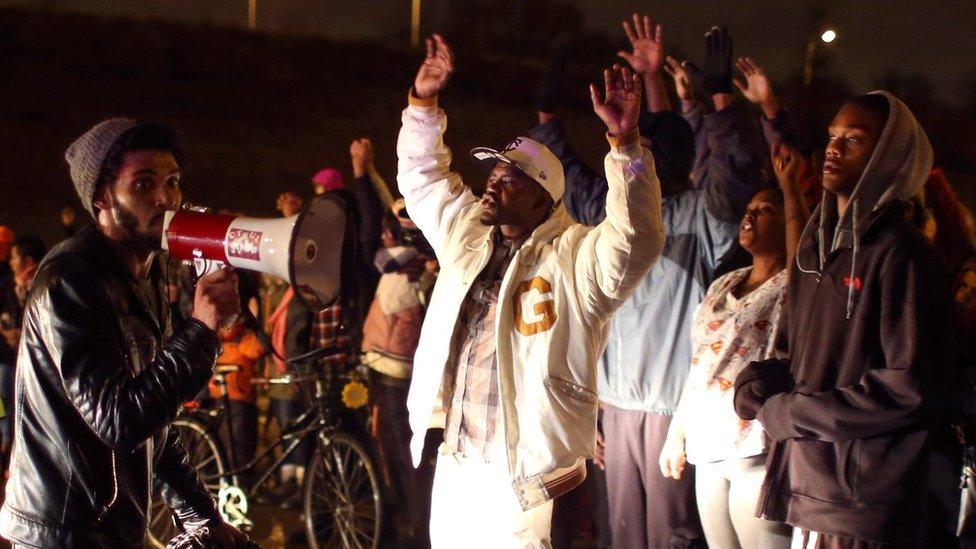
left=65, top=117, right=138, bottom=217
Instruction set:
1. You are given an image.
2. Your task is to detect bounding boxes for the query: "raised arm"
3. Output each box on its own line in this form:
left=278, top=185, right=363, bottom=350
left=531, top=45, right=609, bottom=226
left=699, top=99, right=767, bottom=224
left=574, top=65, right=664, bottom=318
left=618, top=13, right=670, bottom=113
left=733, top=57, right=800, bottom=150
left=350, top=137, right=395, bottom=208
left=771, top=143, right=811, bottom=267
left=349, top=138, right=388, bottom=262
left=665, top=56, right=709, bottom=186
left=396, top=34, right=478, bottom=257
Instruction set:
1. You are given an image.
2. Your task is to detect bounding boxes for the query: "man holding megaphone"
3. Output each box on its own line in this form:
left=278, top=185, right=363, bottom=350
left=399, top=35, right=665, bottom=546
left=0, top=119, right=251, bottom=548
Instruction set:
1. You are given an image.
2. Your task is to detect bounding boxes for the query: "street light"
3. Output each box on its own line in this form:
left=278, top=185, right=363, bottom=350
left=804, top=27, right=838, bottom=91
left=247, top=0, right=257, bottom=31
left=411, top=0, right=422, bottom=48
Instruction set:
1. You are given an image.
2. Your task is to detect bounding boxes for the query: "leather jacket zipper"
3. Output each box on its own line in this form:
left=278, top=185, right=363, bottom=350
left=97, top=451, right=119, bottom=522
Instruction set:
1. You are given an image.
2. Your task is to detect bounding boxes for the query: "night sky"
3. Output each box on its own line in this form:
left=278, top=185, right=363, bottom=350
left=3, top=0, right=974, bottom=104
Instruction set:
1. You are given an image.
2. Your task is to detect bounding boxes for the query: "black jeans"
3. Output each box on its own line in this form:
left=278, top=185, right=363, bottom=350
left=369, top=370, right=441, bottom=546
left=217, top=400, right=258, bottom=485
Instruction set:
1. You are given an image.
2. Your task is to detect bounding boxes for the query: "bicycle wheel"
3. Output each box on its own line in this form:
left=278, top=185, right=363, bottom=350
left=304, top=431, right=382, bottom=549
left=147, top=417, right=228, bottom=548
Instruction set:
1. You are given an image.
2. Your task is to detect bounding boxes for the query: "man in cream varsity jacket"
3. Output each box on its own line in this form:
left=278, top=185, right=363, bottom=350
left=398, top=35, right=664, bottom=547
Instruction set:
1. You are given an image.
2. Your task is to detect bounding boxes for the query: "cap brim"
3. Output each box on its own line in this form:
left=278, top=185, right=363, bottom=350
left=470, top=147, right=518, bottom=175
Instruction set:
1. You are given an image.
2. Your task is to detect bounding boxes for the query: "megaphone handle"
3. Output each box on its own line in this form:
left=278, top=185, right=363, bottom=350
left=186, top=258, right=242, bottom=330
left=192, top=258, right=226, bottom=279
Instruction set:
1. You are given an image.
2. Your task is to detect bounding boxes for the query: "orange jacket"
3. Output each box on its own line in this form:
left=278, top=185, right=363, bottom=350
left=209, top=326, right=266, bottom=403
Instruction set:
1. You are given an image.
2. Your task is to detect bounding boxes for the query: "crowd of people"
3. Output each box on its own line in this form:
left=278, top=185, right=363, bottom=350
left=0, top=10, right=973, bottom=549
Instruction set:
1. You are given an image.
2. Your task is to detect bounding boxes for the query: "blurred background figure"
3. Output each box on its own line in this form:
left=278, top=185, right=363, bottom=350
left=59, top=206, right=78, bottom=239
left=311, top=167, right=344, bottom=196
left=0, top=234, right=44, bottom=475
left=0, top=226, right=18, bottom=478
left=264, top=190, right=314, bottom=510
left=209, top=316, right=266, bottom=488
left=661, top=143, right=809, bottom=549
left=363, top=199, right=439, bottom=547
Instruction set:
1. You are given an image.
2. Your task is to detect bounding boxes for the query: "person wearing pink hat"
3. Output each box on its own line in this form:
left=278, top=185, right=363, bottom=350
left=311, top=166, right=344, bottom=195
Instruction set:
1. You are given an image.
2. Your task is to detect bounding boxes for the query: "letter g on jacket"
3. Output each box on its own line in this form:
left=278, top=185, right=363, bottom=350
left=514, top=276, right=557, bottom=336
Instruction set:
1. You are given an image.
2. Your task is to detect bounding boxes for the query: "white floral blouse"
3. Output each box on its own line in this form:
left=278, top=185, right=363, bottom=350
left=674, top=266, right=787, bottom=464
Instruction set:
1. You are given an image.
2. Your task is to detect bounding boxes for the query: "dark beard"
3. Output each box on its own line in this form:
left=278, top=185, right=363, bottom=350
left=110, top=195, right=161, bottom=251
left=479, top=207, right=503, bottom=227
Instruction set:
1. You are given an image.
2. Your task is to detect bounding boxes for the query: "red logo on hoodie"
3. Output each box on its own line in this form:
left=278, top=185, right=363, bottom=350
left=843, top=276, right=862, bottom=291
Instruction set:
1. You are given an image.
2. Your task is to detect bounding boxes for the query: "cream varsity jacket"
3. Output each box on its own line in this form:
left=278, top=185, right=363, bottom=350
left=397, top=95, right=664, bottom=510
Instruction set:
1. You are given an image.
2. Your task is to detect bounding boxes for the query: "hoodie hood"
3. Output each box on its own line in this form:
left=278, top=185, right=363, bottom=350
left=796, top=90, right=933, bottom=317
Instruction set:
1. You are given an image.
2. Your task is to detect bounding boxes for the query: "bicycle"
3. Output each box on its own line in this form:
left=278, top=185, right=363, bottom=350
left=147, top=345, right=383, bottom=549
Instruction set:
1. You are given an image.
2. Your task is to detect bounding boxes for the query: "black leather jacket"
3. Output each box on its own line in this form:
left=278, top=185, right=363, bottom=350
left=0, top=227, right=223, bottom=547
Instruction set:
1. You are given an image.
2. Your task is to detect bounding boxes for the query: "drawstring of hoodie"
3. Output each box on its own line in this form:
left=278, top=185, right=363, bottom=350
left=846, top=199, right=860, bottom=319
left=795, top=193, right=828, bottom=279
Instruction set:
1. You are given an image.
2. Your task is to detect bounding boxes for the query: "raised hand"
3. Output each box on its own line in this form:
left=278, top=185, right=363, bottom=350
left=772, top=143, right=811, bottom=265
left=349, top=138, right=375, bottom=177
left=701, top=26, right=733, bottom=95
left=618, top=13, right=664, bottom=75
left=772, top=143, right=802, bottom=190
left=664, top=56, right=695, bottom=103
left=590, top=65, right=642, bottom=137
left=734, top=57, right=780, bottom=117
left=413, top=34, right=454, bottom=99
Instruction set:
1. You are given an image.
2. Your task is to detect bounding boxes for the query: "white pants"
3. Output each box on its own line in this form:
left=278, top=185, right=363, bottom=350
left=429, top=445, right=554, bottom=548
left=695, top=455, right=793, bottom=549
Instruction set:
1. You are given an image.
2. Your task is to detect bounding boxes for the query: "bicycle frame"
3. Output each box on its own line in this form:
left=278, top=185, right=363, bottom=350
left=229, top=408, right=327, bottom=499
left=151, top=346, right=383, bottom=547
left=193, top=364, right=345, bottom=500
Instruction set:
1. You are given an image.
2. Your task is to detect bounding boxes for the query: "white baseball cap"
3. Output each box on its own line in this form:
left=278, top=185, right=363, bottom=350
left=471, top=137, right=564, bottom=202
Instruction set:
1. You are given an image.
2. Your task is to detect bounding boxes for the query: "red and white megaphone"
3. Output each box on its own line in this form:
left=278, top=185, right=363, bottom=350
left=161, top=195, right=347, bottom=311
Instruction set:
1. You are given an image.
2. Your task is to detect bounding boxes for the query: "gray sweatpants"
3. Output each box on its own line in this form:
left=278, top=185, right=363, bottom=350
left=695, top=455, right=792, bottom=549
left=602, top=405, right=706, bottom=549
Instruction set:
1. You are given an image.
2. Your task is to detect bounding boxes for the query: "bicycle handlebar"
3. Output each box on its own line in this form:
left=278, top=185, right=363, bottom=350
left=250, top=373, right=322, bottom=386
left=286, top=345, right=344, bottom=364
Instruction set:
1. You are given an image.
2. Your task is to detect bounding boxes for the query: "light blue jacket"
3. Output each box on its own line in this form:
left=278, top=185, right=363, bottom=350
left=531, top=102, right=768, bottom=412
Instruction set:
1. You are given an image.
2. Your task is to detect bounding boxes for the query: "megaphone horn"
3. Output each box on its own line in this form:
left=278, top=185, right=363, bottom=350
left=162, top=195, right=347, bottom=311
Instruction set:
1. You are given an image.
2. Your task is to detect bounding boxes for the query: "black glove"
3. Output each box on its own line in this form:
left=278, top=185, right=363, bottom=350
left=535, top=44, right=568, bottom=114
left=700, top=26, right=733, bottom=95
left=733, top=358, right=795, bottom=420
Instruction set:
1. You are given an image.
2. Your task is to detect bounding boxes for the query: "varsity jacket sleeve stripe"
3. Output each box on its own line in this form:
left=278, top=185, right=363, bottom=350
left=574, top=131, right=664, bottom=320
left=396, top=93, right=479, bottom=259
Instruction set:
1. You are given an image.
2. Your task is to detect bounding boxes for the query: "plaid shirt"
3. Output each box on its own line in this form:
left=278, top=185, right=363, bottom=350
left=443, top=234, right=523, bottom=461
left=310, top=303, right=351, bottom=366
